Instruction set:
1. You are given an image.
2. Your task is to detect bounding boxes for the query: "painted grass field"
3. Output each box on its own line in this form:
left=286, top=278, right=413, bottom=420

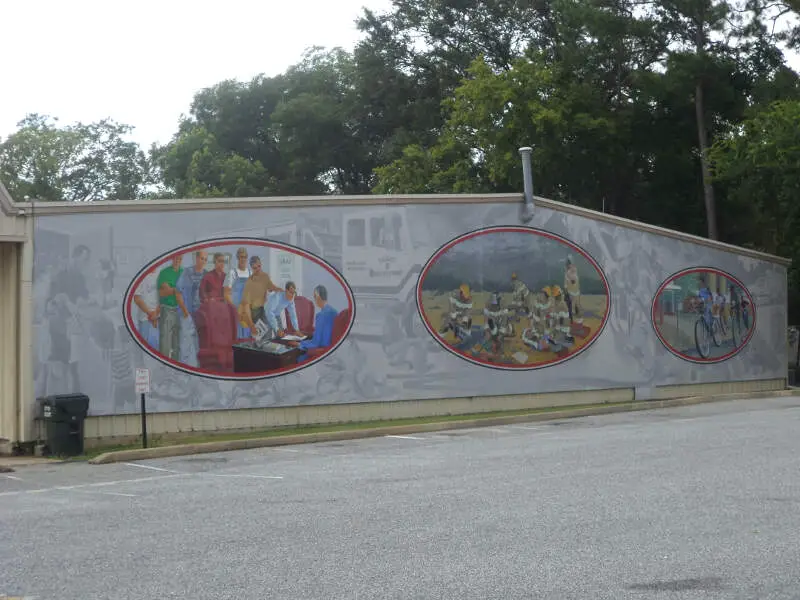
left=420, top=290, right=609, bottom=366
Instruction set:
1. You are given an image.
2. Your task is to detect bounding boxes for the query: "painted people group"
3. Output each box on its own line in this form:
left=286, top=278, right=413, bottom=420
left=439, top=255, right=592, bottom=360
left=132, top=247, right=340, bottom=368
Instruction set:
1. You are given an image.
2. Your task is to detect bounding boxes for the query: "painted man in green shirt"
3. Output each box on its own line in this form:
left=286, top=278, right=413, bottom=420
left=157, top=254, right=187, bottom=360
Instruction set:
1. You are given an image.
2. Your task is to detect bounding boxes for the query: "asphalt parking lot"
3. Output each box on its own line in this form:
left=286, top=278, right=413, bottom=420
left=2, top=396, right=800, bottom=600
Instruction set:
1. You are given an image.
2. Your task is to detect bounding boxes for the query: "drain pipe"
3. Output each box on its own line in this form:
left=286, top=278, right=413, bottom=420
left=519, top=146, right=534, bottom=223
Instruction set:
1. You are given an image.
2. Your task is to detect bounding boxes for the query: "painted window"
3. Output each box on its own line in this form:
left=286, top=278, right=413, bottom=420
left=347, top=219, right=366, bottom=247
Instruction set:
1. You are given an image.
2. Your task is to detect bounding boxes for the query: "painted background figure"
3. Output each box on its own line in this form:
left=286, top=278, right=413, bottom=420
left=133, top=270, right=159, bottom=349
left=45, top=244, right=92, bottom=392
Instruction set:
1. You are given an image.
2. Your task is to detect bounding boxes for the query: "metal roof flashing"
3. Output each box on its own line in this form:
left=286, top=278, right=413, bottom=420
left=1, top=186, right=791, bottom=267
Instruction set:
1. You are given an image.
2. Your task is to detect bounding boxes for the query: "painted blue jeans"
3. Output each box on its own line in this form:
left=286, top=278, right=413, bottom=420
left=703, top=306, right=713, bottom=329
left=137, top=319, right=159, bottom=349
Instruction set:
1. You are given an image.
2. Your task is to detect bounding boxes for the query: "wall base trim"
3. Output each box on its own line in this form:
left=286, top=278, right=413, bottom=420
left=70, top=378, right=786, bottom=450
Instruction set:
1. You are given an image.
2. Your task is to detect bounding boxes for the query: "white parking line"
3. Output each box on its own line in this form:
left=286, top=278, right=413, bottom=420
left=204, top=474, right=283, bottom=480
left=55, top=488, right=138, bottom=498
left=3, top=475, right=22, bottom=481
left=0, top=474, right=185, bottom=498
left=385, top=435, right=425, bottom=440
left=122, top=462, right=180, bottom=473
left=273, top=447, right=320, bottom=455
left=0, top=464, right=285, bottom=498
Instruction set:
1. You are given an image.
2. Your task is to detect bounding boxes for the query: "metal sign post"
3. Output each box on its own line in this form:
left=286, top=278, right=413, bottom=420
left=134, top=368, right=151, bottom=449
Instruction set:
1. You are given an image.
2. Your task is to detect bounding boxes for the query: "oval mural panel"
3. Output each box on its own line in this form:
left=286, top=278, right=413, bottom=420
left=651, top=267, right=755, bottom=363
left=417, top=226, right=611, bottom=370
left=123, top=237, right=355, bottom=380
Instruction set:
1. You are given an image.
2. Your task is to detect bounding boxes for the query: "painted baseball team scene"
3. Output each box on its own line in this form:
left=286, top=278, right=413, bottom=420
left=419, top=230, right=610, bottom=367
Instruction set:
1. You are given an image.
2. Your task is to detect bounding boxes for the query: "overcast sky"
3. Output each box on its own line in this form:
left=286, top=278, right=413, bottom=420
left=0, top=0, right=392, bottom=149
left=2, top=0, right=798, bottom=152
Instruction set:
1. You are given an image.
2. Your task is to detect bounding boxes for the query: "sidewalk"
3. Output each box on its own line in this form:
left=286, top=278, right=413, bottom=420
left=0, top=456, right=63, bottom=471
left=86, top=388, right=800, bottom=465
left=3, top=388, right=796, bottom=468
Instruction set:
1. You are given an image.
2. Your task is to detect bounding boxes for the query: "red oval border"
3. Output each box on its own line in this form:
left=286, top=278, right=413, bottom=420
left=416, top=226, right=612, bottom=370
left=122, top=237, right=356, bottom=381
left=650, top=266, right=756, bottom=364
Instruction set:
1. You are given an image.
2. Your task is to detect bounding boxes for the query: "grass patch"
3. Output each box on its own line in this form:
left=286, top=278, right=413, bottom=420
left=64, top=399, right=641, bottom=462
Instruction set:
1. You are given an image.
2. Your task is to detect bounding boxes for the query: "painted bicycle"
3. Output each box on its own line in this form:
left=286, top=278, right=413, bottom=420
left=727, top=297, right=752, bottom=347
left=689, top=295, right=749, bottom=359
left=690, top=298, right=722, bottom=359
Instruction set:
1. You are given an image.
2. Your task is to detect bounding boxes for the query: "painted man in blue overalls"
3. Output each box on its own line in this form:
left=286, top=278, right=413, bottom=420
left=223, top=247, right=252, bottom=340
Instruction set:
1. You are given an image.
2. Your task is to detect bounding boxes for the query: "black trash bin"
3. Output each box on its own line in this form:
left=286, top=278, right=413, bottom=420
left=40, top=394, right=90, bottom=457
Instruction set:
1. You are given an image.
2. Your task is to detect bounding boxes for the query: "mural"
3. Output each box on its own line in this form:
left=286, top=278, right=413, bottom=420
left=123, top=238, right=355, bottom=380
left=416, top=226, right=610, bottom=369
left=31, top=203, right=785, bottom=416
left=651, top=267, right=756, bottom=363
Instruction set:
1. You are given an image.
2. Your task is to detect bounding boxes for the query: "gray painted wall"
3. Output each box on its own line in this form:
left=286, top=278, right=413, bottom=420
left=31, top=202, right=787, bottom=416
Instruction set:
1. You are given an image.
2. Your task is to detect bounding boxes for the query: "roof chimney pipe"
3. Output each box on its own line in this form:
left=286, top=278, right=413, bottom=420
left=519, top=146, right=534, bottom=223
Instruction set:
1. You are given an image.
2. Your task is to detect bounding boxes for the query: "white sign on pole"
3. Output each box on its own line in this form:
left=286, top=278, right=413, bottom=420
left=135, top=368, right=151, bottom=394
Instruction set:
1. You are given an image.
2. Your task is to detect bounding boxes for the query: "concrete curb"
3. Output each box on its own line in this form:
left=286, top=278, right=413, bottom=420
left=88, top=389, right=800, bottom=465
left=0, top=456, right=64, bottom=469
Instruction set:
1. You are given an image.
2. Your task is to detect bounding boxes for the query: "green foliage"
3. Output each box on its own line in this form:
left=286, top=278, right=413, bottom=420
left=153, top=125, right=276, bottom=199
left=0, top=114, right=149, bottom=202
left=368, top=0, right=799, bottom=237
left=710, top=99, right=800, bottom=313
left=153, top=46, right=436, bottom=198
left=373, top=139, right=488, bottom=194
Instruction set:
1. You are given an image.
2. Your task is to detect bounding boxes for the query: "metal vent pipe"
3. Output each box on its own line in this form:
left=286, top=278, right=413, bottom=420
left=519, top=146, right=534, bottom=222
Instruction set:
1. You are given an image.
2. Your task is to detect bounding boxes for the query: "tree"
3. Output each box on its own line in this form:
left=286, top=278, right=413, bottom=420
left=373, top=0, right=675, bottom=219
left=356, top=0, right=561, bottom=81
left=370, top=0, right=799, bottom=240
left=155, top=48, right=384, bottom=197
left=152, top=76, right=286, bottom=198
left=153, top=124, right=277, bottom=199
left=351, top=16, right=446, bottom=168
left=710, top=99, right=800, bottom=316
left=271, top=48, right=375, bottom=194
left=0, top=114, right=149, bottom=202
left=354, top=0, right=565, bottom=170
left=644, top=0, right=800, bottom=239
